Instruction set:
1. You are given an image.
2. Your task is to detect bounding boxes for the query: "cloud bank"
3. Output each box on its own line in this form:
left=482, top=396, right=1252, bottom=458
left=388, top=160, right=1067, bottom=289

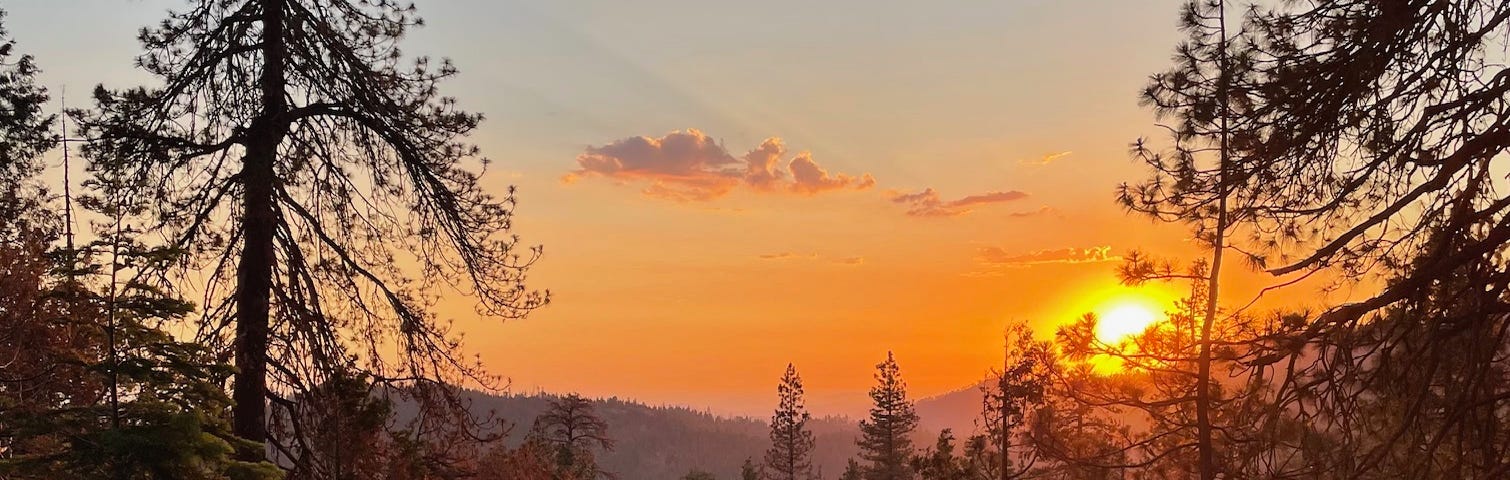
left=565, top=129, right=875, bottom=201
left=567, top=129, right=1053, bottom=221
left=977, top=245, right=1119, bottom=267
left=888, top=188, right=1030, bottom=217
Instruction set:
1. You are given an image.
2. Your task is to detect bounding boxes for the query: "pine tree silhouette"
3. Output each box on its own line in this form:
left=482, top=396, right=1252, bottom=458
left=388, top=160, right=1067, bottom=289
left=857, top=352, right=919, bottom=480
left=76, top=0, right=547, bottom=465
left=765, top=363, right=817, bottom=480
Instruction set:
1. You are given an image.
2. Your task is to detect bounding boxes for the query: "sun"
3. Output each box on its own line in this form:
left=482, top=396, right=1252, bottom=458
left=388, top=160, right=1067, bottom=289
left=1094, top=299, right=1163, bottom=344
left=1051, top=282, right=1178, bottom=352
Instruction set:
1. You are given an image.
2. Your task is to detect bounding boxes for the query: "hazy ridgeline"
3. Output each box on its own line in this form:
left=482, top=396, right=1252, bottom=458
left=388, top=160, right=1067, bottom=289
left=4, top=0, right=1510, bottom=479
left=410, top=386, right=1015, bottom=480
left=427, top=392, right=865, bottom=480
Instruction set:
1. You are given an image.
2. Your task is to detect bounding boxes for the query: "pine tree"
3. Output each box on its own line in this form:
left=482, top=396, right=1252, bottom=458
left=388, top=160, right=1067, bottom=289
left=1025, top=380, right=1131, bottom=480
left=1161, top=1, right=1510, bottom=476
left=0, top=172, right=281, bottom=480
left=281, top=372, right=391, bottom=479
left=70, top=171, right=281, bottom=479
left=909, top=430, right=968, bottom=480
left=741, top=458, right=761, bottom=480
left=1121, top=0, right=1510, bottom=475
left=838, top=460, right=862, bottom=480
left=476, top=437, right=556, bottom=480
left=76, top=0, right=547, bottom=465
left=0, top=8, right=52, bottom=183
left=979, top=322, right=1052, bottom=480
left=682, top=469, right=717, bottom=480
left=532, top=394, right=613, bottom=480
left=765, top=363, right=816, bottom=480
left=1116, top=2, right=1245, bottom=478
left=857, top=352, right=919, bottom=480
left=0, top=11, right=277, bottom=479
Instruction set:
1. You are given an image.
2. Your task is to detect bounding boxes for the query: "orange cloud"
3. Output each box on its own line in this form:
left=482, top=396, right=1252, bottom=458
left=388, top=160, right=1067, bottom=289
left=977, top=245, right=1120, bottom=267
left=1007, top=206, right=1057, bottom=218
left=889, top=188, right=1030, bottom=217
left=756, top=253, right=863, bottom=266
left=758, top=252, right=819, bottom=260
left=566, top=129, right=874, bottom=201
left=1020, top=150, right=1073, bottom=166
left=789, top=152, right=876, bottom=194
left=834, top=256, right=865, bottom=266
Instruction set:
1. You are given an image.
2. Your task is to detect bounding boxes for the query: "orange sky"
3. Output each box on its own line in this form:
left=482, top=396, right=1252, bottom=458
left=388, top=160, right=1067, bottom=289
left=10, top=0, right=1367, bottom=417
left=453, top=184, right=1343, bottom=416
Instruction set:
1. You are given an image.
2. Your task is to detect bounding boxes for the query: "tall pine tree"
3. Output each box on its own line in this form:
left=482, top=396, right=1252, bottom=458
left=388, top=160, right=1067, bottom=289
left=764, top=363, right=816, bottom=480
left=857, top=352, right=919, bottom=480
left=531, top=393, right=613, bottom=480
left=0, top=10, right=278, bottom=479
left=77, top=0, right=548, bottom=465
left=1118, top=0, right=1510, bottom=476
left=1231, top=2, right=1510, bottom=476
left=979, top=322, right=1052, bottom=480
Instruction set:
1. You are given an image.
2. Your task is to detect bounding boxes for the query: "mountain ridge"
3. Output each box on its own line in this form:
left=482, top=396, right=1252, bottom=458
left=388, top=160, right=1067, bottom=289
left=440, top=383, right=988, bottom=480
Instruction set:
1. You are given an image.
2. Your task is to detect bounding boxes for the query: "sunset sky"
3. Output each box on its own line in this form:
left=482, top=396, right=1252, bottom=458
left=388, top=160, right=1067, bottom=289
left=8, top=0, right=1351, bottom=417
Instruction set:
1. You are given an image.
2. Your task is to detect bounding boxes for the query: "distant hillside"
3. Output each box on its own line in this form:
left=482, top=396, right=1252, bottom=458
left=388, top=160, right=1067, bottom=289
left=913, top=380, right=989, bottom=437
left=428, top=385, right=996, bottom=480
left=454, top=391, right=862, bottom=480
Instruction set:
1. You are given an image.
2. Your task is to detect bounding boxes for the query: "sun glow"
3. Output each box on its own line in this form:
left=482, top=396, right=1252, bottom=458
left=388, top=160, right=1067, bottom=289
left=1096, top=302, right=1160, bottom=344
left=1068, top=291, right=1172, bottom=373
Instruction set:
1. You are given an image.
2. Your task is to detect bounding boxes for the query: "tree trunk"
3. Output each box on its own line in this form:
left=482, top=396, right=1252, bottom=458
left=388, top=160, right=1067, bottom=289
left=233, top=0, right=288, bottom=459
left=1197, top=249, right=1220, bottom=480
left=1197, top=2, right=1230, bottom=478
left=1000, top=357, right=1010, bottom=480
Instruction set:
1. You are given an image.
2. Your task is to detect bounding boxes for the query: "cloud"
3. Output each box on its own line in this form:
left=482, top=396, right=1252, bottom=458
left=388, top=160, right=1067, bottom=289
left=789, top=152, right=877, bottom=194
left=742, top=138, right=786, bottom=191
left=888, top=188, right=1030, bottom=217
left=1020, top=151, right=1073, bottom=166
left=698, top=206, right=748, bottom=215
left=833, top=256, right=865, bottom=266
left=977, top=245, right=1120, bottom=267
left=758, top=252, right=818, bottom=260
left=756, top=252, right=864, bottom=266
left=1006, top=206, right=1057, bottom=218
left=565, top=129, right=874, bottom=201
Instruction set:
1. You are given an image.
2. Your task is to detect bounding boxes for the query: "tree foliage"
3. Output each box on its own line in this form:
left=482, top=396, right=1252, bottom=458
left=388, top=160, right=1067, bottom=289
left=682, top=469, right=718, bottom=480
left=1117, top=2, right=1249, bottom=478
left=1121, top=0, right=1510, bottom=477
left=765, top=363, right=816, bottom=480
left=476, top=437, right=558, bottom=480
left=741, top=458, right=761, bottom=480
left=908, top=430, right=973, bottom=480
left=0, top=8, right=53, bottom=183
left=531, top=394, right=613, bottom=480
left=857, top=352, right=919, bottom=480
left=0, top=172, right=278, bottom=480
left=839, top=459, right=863, bottom=480
left=977, top=322, right=1052, bottom=480
left=76, top=0, right=547, bottom=467
left=0, top=13, right=276, bottom=478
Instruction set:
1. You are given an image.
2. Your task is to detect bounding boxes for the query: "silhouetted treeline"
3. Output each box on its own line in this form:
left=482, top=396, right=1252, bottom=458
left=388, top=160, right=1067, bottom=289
left=423, top=391, right=861, bottom=480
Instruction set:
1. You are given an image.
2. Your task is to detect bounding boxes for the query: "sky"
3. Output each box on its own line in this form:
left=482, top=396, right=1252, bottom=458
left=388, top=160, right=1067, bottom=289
left=5, top=0, right=1353, bottom=417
